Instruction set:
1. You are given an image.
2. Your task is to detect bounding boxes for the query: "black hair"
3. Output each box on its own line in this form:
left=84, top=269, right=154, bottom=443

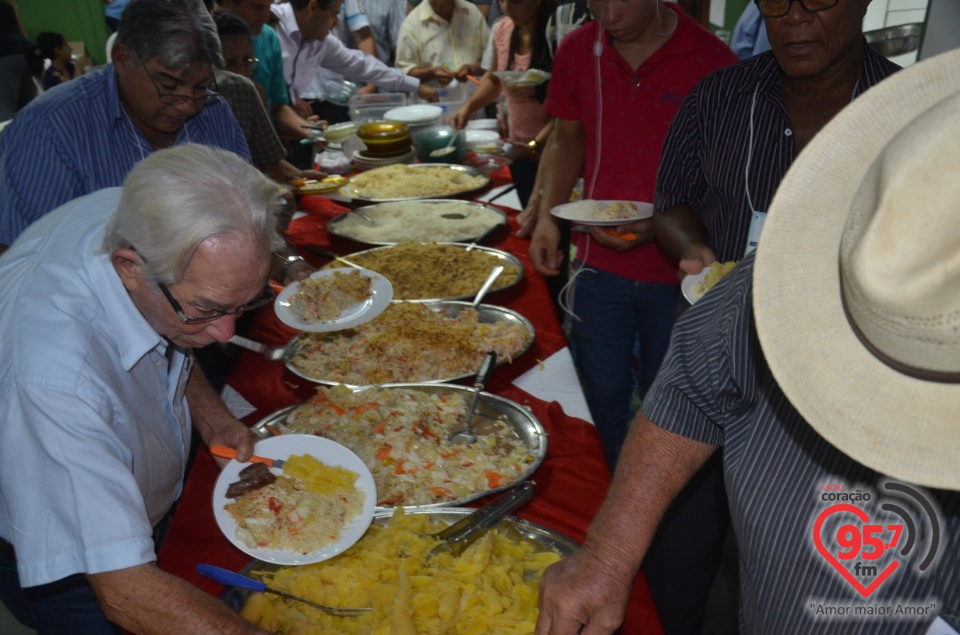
left=289, top=0, right=336, bottom=12
left=506, top=0, right=556, bottom=102
left=214, top=10, right=253, bottom=40
left=25, top=31, right=65, bottom=76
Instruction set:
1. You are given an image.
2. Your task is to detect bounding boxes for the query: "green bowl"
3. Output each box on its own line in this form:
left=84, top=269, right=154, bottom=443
left=412, top=126, right=468, bottom=163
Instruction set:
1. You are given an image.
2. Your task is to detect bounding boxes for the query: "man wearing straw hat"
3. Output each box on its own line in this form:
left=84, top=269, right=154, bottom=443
left=535, top=48, right=960, bottom=635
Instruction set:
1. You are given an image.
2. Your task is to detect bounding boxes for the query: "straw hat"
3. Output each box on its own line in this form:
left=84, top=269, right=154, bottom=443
left=753, top=49, right=960, bottom=491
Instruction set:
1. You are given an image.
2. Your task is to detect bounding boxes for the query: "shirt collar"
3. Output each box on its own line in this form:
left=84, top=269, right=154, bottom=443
left=419, top=0, right=468, bottom=25
left=105, top=64, right=126, bottom=125
left=85, top=234, right=164, bottom=372
left=272, top=2, right=301, bottom=45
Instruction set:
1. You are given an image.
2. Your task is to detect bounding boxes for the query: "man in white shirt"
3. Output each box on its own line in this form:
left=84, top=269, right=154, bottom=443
left=270, top=0, right=437, bottom=105
left=396, top=0, right=489, bottom=85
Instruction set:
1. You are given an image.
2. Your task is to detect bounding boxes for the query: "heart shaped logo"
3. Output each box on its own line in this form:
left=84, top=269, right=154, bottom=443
left=813, top=504, right=899, bottom=598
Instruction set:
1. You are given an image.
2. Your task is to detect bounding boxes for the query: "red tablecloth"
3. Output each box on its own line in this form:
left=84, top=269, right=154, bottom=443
left=156, top=171, right=662, bottom=634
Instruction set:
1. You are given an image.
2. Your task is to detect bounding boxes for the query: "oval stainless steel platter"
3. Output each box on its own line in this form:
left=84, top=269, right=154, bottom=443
left=251, top=383, right=547, bottom=510
left=321, top=242, right=524, bottom=302
left=327, top=199, right=508, bottom=247
left=283, top=301, right=534, bottom=387
left=344, top=163, right=491, bottom=203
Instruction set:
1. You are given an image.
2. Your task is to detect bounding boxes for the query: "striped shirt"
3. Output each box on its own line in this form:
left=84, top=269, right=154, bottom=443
left=0, top=65, right=250, bottom=245
left=644, top=254, right=960, bottom=634
left=653, top=45, right=899, bottom=262
left=214, top=69, right=286, bottom=168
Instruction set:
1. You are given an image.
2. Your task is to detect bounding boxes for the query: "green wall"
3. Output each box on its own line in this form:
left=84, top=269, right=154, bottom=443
left=16, top=0, right=112, bottom=66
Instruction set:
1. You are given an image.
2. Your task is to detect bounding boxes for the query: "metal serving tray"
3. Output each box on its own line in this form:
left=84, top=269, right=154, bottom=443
left=282, top=301, right=535, bottom=387
left=251, top=383, right=547, bottom=510
left=327, top=199, right=508, bottom=247
left=344, top=163, right=491, bottom=203
left=321, top=242, right=524, bottom=302
left=221, top=507, right=577, bottom=613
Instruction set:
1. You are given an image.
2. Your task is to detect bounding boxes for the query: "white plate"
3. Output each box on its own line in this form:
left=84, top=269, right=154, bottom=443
left=550, top=200, right=654, bottom=226
left=680, top=268, right=710, bottom=305
left=384, top=104, right=444, bottom=124
left=492, top=69, right=551, bottom=86
left=680, top=262, right=737, bottom=305
left=213, top=435, right=377, bottom=565
left=274, top=268, right=393, bottom=332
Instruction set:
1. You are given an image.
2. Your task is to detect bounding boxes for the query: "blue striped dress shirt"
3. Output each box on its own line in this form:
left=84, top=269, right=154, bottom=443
left=644, top=254, right=960, bottom=633
left=0, top=65, right=251, bottom=244
left=654, top=45, right=899, bottom=262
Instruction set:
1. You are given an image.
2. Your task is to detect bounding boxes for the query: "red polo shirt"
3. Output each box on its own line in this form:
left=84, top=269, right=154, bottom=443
left=545, top=9, right=737, bottom=283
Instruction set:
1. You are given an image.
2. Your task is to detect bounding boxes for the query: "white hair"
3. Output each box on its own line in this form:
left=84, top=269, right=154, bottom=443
left=101, top=144, right=284, bottom=283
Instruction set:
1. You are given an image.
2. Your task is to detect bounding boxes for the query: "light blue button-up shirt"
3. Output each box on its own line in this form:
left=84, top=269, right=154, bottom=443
left=0, top=65, right=251, bottom=245
left=0, top=188, right=192, bottom=587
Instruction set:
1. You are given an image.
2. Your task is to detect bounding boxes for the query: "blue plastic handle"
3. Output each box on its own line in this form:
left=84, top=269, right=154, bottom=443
left=196, top=564, right=267, bottom=593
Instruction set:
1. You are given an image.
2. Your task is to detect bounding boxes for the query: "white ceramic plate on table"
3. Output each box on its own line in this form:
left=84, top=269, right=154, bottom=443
left=550, top=200, right=653, bottom=227
left=213, top=435, right=377, bottom=565
left=274, top=268, right=393, bottom=332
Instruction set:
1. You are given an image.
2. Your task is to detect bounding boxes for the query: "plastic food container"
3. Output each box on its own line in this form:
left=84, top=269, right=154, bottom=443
left=348, top=93, right=408, bottom=122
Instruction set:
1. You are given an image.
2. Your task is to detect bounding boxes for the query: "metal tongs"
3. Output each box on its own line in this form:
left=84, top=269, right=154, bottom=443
left=425, top=481, right=534, bottom=562
left=196, top=564, right=371, bottom=617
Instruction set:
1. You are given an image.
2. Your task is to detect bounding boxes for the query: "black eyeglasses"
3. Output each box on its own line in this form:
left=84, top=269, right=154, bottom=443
left=158, top=281, right=274, bottom=324
left=754, top=0, right=839, bottom=18
left=140, top=63, right=220, bottom=107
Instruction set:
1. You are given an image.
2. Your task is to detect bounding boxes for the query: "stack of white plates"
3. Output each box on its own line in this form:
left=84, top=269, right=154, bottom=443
left=352, top=147, right=416, bottom=172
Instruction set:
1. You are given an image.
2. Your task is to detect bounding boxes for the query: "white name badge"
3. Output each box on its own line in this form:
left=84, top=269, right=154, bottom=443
left=744, top=210, right=767, bottom=256
left=925, top=616, right=960, bottom=635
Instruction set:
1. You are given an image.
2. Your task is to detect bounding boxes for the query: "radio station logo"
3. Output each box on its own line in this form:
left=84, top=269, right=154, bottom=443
left=812, top=480, right=940, bottom=599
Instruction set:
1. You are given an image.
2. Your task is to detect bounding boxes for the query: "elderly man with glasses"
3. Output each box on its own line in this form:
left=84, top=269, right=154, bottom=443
left=653, top=0, right=899, bottom=275
left=0, top=0, right=246, bottom=246
left=0, top=144, right=272, bottom=634
left=0, top=0, right=313, bottom=282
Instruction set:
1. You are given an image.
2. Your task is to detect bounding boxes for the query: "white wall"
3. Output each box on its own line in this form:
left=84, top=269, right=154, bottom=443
left=919, top=0, right=960, bottom=60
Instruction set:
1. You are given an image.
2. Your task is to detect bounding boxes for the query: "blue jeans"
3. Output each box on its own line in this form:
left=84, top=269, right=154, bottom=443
left=0, top=547, right=123, bottom=634
left=570, top=266, right=678, bottom=470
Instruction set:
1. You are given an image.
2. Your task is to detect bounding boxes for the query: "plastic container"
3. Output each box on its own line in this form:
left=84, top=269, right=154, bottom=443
left=348, top=93, right=408, bottom=122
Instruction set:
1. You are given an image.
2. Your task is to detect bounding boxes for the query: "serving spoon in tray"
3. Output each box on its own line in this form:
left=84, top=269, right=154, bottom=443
left=196, top=564, right=371, bottom=617
left=228, top=335, right=289, bottom=362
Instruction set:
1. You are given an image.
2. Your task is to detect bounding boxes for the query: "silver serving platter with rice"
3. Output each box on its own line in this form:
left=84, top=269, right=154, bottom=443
left=282, top=300, right=535, bottom=387
left=251, top=383, right=547, bottom=510
left=328, top=200, right=508, bottom=247
left=322, top=242, right=524, bottom=302
left=220, top=508, right=577, bottom=613
left=345, top=163, right=491, bottom=203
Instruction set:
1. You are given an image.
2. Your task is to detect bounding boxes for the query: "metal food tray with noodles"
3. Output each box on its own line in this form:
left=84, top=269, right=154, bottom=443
left=345, top=164, right=492, bottom=203
left=282, top=301, right=535, bottom=387
left=251, top=383, right=547, bottom=510
left=220, top=508, right=577, bottom=613
left=321, top=242, right=525, bottom=302
left=326, top=200, right=508, bottom=247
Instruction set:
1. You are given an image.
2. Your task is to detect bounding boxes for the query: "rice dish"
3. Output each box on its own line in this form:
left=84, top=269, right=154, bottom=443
left=691, top=261, right=738, bottom=299
left=279, top=385, right=535, bottom=506
left=347, top=164, right=487, bottom=200
left=239, top=508, right=563, bottom=634
left=327, top=243, right=519, bottom=300
left=224, top=456, right=364, bottom=553
left=289, top=270, right=372, bottom=323
left=288, top=302, right=531, bottom=385
left=331, top=201, right=504, bottom=244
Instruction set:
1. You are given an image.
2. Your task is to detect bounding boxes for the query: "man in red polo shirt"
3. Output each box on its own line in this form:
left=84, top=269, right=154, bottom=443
left=527, top=1, right=735, bottom=632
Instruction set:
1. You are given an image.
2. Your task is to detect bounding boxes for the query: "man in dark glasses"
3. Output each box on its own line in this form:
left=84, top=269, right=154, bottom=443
left=0, top=144, right=277, bottom=635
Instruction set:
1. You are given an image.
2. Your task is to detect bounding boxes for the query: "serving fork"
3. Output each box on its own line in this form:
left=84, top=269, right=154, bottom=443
left=196, top=564, right=371, bottom=617
left=228, top=335, right=288, bottom=362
